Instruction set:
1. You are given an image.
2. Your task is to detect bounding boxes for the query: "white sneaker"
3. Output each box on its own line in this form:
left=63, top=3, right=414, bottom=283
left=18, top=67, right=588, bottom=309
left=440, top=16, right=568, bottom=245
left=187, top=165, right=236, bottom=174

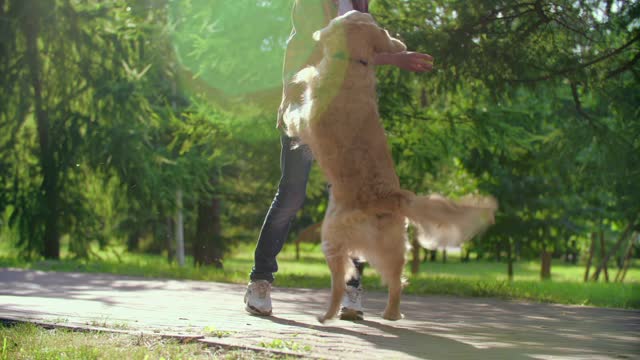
left=339, top=285, right=364, bottom=320
left=244, top=280, right=272, bottom=316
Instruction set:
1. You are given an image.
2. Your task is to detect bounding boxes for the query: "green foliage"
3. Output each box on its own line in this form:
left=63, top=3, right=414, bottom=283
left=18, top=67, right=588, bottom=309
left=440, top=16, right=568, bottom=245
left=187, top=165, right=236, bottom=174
left=0, top=0, right=637, bottom=272
left=169, top=0, right=292, bottom=111
left=1, top=0, right=167, bottom=258
left=371, top=0, right=640, bottom=265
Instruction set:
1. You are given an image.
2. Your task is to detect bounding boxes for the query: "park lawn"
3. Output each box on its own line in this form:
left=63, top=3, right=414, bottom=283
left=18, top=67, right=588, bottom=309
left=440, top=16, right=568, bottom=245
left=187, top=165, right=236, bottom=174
left=0, top=322, right=287, bottom=360
left=0, top=241, right=638, bottom=309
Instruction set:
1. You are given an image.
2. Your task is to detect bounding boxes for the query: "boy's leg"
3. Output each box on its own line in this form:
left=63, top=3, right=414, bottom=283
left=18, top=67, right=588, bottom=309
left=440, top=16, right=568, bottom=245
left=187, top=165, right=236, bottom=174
left=340, top=258, right=365, bottom=320
left=346, top=258, right=365, bottom=288
left=245, top=135, right=312, bottom=315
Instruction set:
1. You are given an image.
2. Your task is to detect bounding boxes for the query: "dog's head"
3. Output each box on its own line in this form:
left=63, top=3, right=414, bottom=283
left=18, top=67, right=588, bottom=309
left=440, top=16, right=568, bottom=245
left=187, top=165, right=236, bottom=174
left=313, top=10, right=406, bottom=61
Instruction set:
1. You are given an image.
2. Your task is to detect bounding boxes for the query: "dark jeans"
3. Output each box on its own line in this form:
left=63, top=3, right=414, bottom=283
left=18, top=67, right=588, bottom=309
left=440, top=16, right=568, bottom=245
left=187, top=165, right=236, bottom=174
left=250, top=135, right=364, bottom=286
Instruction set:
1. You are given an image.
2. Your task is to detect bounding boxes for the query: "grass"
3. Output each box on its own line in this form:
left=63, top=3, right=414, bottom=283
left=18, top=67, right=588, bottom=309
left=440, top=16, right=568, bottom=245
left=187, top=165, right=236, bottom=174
left=203, top=326, right=234, bottom=338
left=0, top=322, right=288, bottom=360
left=0, top=241, right=638, bottom=309
left=259, top=339, right=312, bottom=353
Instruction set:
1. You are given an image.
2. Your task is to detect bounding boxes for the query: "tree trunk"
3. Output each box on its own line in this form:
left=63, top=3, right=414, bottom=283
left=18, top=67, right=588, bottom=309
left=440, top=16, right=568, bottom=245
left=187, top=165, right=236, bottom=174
left=410, top=227, right=420, bottom=275
left=193, top=192, right=223, bottom=268
left=442, top=248, right=447, bottom=263
left=461, top=249, right=470, bottom=263
left=175, top=189, right=185, bottom=266
left=507, top=239, right=514, bottom=281
left=540, top=249, right=552, bottom=280
left=294, top=222, right=322, bottom=260
left=615, top=234, right=635, bottom=282
left=599, top=230, right=609, bottom=282
left=23, top=1, right=60, bottom=259
left=570, top=239, right=578, bottom=264
left=127, top=229, right=140, bottom=252
left=166, top=217, right=174, bottom=263
left=584, top=232, right=596, bottom=282
left=592, top=222, right=634, bottom=281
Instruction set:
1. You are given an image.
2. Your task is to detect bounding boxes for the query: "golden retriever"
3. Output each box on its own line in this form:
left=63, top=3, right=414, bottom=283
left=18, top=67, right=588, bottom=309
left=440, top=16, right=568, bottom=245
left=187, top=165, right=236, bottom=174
left=283, top=11, right=497, bottom=322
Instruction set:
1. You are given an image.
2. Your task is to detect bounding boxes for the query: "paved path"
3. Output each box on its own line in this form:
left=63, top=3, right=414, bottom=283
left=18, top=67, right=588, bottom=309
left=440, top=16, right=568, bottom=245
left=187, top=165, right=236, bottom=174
left=0, top=268, right=638, bottom=359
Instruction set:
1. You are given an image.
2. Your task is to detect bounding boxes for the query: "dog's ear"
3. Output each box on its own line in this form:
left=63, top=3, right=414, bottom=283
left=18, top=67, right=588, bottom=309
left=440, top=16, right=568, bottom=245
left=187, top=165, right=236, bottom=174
left=313, top=21, right=339, bottom=42
left=372, top=27, right=406, bottom=54
left=347, top=14, right=407, bottom=54
left=312, top=28, right=325, bottom=42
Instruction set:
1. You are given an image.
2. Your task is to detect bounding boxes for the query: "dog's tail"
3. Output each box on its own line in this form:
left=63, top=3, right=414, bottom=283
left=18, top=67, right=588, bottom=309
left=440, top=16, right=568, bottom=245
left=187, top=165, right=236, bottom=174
left=402, top=193, right=497, bottom=250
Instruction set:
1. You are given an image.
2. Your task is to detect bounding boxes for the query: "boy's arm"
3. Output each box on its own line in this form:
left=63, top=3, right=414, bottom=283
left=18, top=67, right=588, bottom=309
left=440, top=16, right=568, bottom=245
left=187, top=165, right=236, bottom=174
left=277, top=32, right=309, bottom=128
left=336, top=0, right=354, bottom=15
left=278, top=1, right=332, bottom=128
left=374, top=51, right=435, bottom=72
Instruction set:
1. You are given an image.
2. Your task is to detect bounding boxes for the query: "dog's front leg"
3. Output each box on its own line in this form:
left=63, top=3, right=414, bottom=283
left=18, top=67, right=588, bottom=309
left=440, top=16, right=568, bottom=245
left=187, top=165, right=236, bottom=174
left=318, top=250, right=348, bottom=323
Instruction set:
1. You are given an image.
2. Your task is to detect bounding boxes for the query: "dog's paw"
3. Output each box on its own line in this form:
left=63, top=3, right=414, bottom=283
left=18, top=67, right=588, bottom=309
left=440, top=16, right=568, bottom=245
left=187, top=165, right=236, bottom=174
left=318, top=310, right=339, bottom=323
left=382, top=311, right=404, bottom=321
left=317, top=314, right=329, bottom=324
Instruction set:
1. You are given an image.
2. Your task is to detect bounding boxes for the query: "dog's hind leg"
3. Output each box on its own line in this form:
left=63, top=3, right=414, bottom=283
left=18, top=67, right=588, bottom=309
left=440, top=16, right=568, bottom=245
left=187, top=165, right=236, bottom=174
left=381, top=260, right=404, bottom=321
left=367, top=219, right=407, bottom=321
left=380, top=244, right=406, bottom=321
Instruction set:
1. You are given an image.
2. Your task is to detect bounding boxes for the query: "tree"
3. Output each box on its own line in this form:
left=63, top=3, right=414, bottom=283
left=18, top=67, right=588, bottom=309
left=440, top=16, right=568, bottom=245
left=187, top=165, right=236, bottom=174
left=370, top=0, right=639, bottom=278
left=1, top=0, right=138, bottom=258
left=1, top=0, right=187, bottom=259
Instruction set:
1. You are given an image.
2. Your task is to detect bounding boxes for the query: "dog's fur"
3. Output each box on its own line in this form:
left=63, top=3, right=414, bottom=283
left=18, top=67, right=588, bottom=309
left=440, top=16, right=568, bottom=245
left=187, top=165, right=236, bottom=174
left=283, top=11, right=497, bottom=322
